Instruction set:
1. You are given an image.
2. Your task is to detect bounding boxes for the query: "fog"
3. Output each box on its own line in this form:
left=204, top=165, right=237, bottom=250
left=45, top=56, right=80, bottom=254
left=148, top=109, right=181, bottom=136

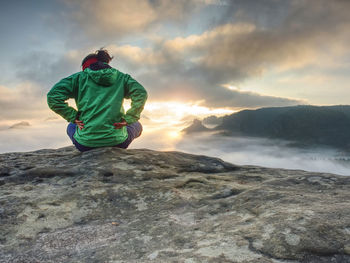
left=0, top=120, right=72, bottom=153
left=1, top=121, right=350, bottom=176
left=174, top=132, right=350, bottom=176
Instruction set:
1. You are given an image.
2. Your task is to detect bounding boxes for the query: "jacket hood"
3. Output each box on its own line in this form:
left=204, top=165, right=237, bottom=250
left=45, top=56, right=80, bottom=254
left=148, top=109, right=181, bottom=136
left=85, top=68, right=118, bottom=86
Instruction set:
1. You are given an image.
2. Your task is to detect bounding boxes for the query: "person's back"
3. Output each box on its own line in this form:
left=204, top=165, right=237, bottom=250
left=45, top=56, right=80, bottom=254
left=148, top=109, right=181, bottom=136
left=47, top=49, right=147, bottom=151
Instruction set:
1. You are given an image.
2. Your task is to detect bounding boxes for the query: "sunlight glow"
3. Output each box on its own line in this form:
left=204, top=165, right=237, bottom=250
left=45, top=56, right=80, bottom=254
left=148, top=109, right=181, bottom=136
left=168, top=131, right=181, bottom=139
left=130, top=100, right=235, bottom=150
left=143, top=101, right=234, bottom=120
left=225, top=85, right=239, bottom=91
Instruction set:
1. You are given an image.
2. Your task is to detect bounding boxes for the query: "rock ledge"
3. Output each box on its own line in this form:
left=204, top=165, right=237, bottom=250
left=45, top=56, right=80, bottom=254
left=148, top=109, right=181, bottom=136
left=0, top=146, right=349, bottom=263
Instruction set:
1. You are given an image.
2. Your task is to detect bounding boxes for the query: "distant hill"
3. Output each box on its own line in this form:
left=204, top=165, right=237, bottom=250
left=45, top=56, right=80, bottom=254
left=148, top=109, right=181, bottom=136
left=185, top=105, right=350, bottom=150
left=182, top=119, right=210, bottom=133
left=202, top=115, right=222, bottom=127
left=9, top=121, right=31, bottom=129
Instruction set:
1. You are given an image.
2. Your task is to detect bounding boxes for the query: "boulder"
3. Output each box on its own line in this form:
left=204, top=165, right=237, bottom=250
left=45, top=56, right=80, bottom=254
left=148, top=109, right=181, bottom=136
left=0, top=146, right=349, bottom=263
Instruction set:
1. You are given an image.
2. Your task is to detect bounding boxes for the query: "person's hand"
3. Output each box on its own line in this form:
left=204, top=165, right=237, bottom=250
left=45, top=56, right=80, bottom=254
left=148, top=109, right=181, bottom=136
left=113, top=120, right=127, bottom=129
left=75, top=119, right=85, bottom=130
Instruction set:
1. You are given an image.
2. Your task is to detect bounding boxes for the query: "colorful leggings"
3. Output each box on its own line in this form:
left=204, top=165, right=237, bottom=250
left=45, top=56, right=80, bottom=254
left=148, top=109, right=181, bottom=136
left=66, top=121, right=143, bottom=152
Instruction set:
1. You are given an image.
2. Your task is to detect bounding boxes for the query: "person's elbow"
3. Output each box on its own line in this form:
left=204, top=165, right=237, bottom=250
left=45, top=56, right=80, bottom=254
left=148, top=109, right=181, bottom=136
left=47, top=90, right=61, bottom=111
left=47, top=91, right=53, bottom=108
left=142, top=89, right=148, bottom=102
left=139, top=86, right=148, bottom=102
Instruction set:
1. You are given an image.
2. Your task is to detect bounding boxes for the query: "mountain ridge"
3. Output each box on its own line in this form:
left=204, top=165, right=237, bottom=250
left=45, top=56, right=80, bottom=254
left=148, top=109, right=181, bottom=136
left=184, top=105, right=350, bottom=150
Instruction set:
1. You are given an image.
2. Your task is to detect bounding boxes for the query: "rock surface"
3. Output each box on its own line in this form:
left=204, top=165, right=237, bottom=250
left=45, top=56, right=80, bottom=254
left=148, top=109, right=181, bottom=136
left=0, top=146, right=349, bottom=263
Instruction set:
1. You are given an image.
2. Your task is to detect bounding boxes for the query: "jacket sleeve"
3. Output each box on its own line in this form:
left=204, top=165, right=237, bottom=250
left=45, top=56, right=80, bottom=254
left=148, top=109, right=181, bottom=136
left=47, top=74, right=79, bottom=123
left=123, top=74, right=148, bottom=124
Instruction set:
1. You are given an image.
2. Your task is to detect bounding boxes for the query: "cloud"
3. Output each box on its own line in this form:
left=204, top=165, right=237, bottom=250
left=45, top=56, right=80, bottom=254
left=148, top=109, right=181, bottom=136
left=203, top=87, right=305, bottom=108
left=105, top=20, right=309, bottom=108
left=64, top=0, right=200, bottom=39
left=15, top=50, right=83, bottom=87
left=9, top=121, right=31, bottom=129
left=69, top=0, right=156, bottom=37
left=159, top=10, right=349, bottom=82
left=12, top=0, right=350, bottom=112
left=101, top=0, right=350, bottom=108
left=0, top=83, right=50, bottom=121
left=108, top=45, right=166, bottom=67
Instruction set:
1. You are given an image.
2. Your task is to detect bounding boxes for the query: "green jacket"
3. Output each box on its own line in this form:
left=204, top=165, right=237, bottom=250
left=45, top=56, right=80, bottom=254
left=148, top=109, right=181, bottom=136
left=47, top=68, right=147, bottom=147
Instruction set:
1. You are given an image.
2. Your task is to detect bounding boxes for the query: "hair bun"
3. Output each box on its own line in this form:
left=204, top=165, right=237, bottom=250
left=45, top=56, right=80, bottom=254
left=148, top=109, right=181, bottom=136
left=96, top=49, right=113, bottom=63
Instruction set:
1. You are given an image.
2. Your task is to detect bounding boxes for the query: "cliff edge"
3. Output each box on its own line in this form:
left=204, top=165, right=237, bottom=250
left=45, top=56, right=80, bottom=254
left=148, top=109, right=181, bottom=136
left=0, top=146, right=349, bottom=263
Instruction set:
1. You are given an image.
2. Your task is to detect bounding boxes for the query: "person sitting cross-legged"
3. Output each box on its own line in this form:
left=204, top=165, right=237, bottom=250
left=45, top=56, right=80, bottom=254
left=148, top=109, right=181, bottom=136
left=47, top=49, right=147, bottom=152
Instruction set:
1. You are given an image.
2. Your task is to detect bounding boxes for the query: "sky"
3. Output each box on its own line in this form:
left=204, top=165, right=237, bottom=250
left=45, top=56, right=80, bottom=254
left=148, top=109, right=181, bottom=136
left=1, top=0, right=350, bottom=170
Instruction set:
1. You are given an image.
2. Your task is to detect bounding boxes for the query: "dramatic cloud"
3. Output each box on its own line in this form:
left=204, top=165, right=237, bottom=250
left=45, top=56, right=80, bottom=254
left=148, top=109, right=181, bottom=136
left=11, top=0, right=350, bottom=110
left=106, top=21, right=312, bottom=108
left=100, top=0, right=350, bottom=108
left=0, top=83, right=49, bottom=121
left=203, top=87, right=304, bottom=108
left=15, top=50, right=84, bottom=88
left=64, top=0, right=200, bottom=39
left=2, top=0, right=350, bottom=158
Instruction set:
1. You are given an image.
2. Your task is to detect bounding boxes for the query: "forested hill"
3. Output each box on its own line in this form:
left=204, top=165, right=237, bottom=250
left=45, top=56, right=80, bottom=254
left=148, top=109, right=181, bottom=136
left=210, top=105, right=350, bottom=150
left=216, top=106, right=350, bottom=148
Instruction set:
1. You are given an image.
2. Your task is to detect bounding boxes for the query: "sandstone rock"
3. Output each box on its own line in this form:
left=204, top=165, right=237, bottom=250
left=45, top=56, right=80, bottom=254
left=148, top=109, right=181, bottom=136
left=0, top=146, right=349, bottom=263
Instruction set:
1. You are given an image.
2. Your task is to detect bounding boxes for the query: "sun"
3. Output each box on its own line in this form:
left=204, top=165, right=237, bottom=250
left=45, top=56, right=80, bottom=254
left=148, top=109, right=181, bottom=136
left=168, top=131, right=181, bottom=139
left=143, top=101, right=234, bottom=122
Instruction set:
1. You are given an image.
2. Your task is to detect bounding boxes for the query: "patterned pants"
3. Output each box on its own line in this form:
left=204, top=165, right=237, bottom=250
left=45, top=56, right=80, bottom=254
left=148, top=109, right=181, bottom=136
left=66, top=121, right=143, bottom=152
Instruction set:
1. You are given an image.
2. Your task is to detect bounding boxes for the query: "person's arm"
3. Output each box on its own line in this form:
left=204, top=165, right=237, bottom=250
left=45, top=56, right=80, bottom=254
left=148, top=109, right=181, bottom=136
left=123, top=74, right=148, bottom=124
left=47, top=74, right=79, bottom=123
